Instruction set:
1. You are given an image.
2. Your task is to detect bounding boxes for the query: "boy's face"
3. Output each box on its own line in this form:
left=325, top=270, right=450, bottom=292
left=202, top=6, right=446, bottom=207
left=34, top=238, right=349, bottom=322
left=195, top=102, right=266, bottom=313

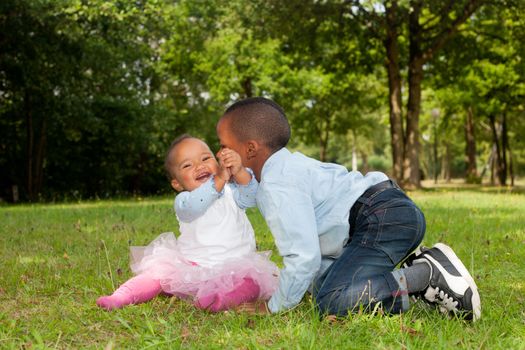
left=168, top=138, right=219, bottom=192
left=216, top=117, right=250, bottom=167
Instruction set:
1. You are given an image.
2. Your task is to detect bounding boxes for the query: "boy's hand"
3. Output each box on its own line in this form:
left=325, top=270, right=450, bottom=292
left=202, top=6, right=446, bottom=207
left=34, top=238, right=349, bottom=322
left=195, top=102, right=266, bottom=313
left=218, top=148, right=243, bottom=176
left=217, top=148, right=251, bottom=185
left=233, top=301, right=270, bottom=315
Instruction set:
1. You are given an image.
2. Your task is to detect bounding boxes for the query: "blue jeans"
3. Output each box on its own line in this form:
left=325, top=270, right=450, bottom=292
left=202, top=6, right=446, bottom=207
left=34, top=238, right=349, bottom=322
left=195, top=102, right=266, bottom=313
left=313, top=181, right=426, bottom=316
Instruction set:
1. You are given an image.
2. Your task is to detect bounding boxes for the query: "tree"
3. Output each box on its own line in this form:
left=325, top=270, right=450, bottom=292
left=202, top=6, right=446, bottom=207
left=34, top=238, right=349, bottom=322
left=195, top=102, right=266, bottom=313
left=0, top=0, right=172, bottom=200
left=231, top=0, right=387, bottom=162
left=346, top=0, right=486, bottom=188
left=430, top=1, right=525, bottom=185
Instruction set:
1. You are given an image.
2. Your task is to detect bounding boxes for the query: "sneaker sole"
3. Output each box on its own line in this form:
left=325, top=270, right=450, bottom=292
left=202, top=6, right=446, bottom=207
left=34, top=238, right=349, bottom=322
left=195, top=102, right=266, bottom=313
left=433, top=243, right=481, bottom=321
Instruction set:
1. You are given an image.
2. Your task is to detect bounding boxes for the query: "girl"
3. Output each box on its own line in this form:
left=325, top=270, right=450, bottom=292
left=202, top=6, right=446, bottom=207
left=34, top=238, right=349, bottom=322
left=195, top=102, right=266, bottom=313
left=97, top=135, right=278, bottom=312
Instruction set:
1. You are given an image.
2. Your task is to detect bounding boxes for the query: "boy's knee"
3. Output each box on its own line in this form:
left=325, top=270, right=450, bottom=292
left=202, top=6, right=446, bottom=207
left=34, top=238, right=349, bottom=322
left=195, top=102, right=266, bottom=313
left=316, top=286, right=376, bottom=316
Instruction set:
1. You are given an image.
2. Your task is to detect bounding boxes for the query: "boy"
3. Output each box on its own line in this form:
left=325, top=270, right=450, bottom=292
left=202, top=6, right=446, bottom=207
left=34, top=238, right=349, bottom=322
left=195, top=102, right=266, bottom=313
left=216, top=97, right=481, bottom=320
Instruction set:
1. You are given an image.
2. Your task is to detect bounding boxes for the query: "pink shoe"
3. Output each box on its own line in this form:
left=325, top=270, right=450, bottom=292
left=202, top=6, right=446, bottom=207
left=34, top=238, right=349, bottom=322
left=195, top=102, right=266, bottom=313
left=96, top=275, right=162, bottom=311
left=195, top=278, right=260, bottom=312
left=194, top=293, right=219, bottom=310
left=96, top=295, right=130, bottom=310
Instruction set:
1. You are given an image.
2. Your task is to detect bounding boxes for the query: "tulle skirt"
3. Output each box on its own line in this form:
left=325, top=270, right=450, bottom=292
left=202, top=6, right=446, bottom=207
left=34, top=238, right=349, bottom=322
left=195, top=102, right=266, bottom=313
left=129, top=232, right=279, bottom=300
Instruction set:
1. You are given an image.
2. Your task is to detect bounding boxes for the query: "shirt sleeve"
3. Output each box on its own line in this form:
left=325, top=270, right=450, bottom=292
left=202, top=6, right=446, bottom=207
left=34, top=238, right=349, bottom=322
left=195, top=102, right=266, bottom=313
left=230, top=168, right=258, bottom=209
left=258, top=182, right=321, bottom=313
left=174, top=177, right=224, bottom=222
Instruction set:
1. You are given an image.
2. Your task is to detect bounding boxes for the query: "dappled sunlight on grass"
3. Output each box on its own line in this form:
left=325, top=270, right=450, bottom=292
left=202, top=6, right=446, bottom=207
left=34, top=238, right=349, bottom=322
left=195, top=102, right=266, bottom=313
left=420, top=178, right=525, bottom=194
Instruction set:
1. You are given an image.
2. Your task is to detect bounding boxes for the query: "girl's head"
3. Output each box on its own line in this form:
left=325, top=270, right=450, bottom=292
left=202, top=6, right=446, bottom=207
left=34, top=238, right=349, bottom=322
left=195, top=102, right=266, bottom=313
left=165, top=134, right=219, bottom=192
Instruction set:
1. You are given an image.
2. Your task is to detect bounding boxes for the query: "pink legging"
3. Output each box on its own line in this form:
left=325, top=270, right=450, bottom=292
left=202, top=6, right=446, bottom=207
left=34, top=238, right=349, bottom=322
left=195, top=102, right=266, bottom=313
left=96, top=274, right=260, bottom=312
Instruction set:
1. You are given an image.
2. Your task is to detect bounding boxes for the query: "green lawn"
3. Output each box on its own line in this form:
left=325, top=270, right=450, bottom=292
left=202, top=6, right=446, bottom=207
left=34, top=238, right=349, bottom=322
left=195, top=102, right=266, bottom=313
left=1, top=189, right=524, bottom=349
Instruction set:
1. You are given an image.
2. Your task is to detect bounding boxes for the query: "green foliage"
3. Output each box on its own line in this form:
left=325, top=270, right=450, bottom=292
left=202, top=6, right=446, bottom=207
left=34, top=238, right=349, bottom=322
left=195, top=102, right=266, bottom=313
left=1, top=0, right=524, bottom=201
left=0, top=0, right=175, bottom=200
left=422, top=0, right=525, bottom=182
left=367, top=154, right=391, bottom=173
left=466, top=173, right=482, bottom=185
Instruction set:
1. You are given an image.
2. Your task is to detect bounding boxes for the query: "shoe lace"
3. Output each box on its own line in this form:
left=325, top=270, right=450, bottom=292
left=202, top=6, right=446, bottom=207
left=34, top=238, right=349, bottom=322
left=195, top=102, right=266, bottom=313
left=432, top=287, right=459, bottom=312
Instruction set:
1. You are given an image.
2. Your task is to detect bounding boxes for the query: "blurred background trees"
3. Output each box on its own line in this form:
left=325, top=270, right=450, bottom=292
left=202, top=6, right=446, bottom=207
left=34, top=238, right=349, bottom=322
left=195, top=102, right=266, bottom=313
left=1, top=0, right=524, bottom=201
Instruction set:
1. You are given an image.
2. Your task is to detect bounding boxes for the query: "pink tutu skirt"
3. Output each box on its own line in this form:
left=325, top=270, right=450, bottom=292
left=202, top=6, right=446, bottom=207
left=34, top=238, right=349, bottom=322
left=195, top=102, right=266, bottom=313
left=129, top=232, right=279, bottom=300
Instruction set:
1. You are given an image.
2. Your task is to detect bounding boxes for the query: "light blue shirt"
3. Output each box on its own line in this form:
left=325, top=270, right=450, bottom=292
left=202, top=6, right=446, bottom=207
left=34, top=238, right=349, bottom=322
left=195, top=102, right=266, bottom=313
left=256, top=148, right=388, bottom=313
left=174, top=169, right=258, bottom=222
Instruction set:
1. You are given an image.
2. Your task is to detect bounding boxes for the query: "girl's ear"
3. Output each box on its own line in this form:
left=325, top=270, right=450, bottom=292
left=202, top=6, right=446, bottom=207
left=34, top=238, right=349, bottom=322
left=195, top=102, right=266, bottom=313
left=171, top=178, right=184, bottom=192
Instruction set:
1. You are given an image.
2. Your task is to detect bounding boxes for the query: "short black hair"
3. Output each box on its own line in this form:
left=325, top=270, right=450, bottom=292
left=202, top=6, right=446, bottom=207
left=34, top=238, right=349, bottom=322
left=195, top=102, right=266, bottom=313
left=222, top=97, right=290, bottom=152
left=164, top=133, right=194, bottom=180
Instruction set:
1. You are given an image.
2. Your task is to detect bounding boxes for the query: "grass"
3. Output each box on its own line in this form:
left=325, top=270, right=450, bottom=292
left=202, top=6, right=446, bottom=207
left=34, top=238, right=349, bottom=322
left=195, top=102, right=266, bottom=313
left=1, top=189, right=524, bottom=349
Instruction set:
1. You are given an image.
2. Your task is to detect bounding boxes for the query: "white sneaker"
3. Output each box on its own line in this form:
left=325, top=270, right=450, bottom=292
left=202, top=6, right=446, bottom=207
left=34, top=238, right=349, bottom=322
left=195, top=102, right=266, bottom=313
left=412, top=243, right=481, bottom=321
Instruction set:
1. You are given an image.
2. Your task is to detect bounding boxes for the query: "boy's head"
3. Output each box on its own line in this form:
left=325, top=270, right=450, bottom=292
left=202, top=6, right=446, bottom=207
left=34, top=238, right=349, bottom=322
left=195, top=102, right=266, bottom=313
left=216, top=97, right=290, bottom=180
left=165, top=134, right=219, bottom=192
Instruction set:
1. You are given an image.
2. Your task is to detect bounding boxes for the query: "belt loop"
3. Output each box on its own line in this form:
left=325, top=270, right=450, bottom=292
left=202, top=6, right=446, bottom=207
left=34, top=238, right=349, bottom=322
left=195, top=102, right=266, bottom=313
left=356, top=196, right=368, bottom=205
left=389, top=178, right=401, bottom=190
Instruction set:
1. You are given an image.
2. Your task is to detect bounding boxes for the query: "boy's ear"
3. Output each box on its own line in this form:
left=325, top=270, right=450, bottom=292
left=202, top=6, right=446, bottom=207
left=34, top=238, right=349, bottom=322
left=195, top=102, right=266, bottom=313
left=246, top=140, right=259, bottom=159
left=171, top=178, right=184, bottom=192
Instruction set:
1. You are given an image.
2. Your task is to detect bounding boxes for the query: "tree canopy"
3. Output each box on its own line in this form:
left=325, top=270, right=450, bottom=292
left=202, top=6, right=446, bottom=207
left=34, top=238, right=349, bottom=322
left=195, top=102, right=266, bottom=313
left=1, top=0, right=524, bottom=201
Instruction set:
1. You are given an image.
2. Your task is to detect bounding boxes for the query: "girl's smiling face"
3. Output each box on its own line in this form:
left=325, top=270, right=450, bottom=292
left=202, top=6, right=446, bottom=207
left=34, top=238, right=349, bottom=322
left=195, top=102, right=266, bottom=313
left=168, top=138, right=219, bottom=192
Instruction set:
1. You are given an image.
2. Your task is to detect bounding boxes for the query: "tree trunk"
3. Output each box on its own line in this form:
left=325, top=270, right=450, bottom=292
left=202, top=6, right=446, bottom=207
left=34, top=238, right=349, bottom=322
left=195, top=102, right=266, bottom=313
left=319, top=139, right=327, bottom=162
left=403, top=2, right=424, bottom=189
left=319, top=115, right=330, bottom=162
left=464, top=106, right=478, bottom=182
left=383, top=0, right=404, bottom=182
left=488, top=143, right=496, bottom=186
left=131, top=151, right=148, bottom=193
left=490, top=144, right=496, bottom=185
left=352, top=139, right=357, bottom=171
left=24, top=89, right=48, bottom=200
left=505, top=112, right=514, bottom=186
left=403, top=87, right=423, bottom=188
left=360, top=151, right=369, bottom=174
left=508, top=146, right=514, bottom=187
left=441, top=142, right=451, bottom=183
left=432, top=113, right=439, bottom=184
left=241, top=77, right=253, bottom=98
left=25, top=91, right=34, bottom=201
left=488, top=114, right=505, bottom=185
left=501, top=112, right=509, bottom=186
left=34, top=117, right=47, bottom=196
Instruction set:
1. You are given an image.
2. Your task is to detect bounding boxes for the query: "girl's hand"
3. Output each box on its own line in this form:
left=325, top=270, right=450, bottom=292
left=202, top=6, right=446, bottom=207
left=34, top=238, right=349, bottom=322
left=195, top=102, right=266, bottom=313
left=216, top=160, right=231, bottom=182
